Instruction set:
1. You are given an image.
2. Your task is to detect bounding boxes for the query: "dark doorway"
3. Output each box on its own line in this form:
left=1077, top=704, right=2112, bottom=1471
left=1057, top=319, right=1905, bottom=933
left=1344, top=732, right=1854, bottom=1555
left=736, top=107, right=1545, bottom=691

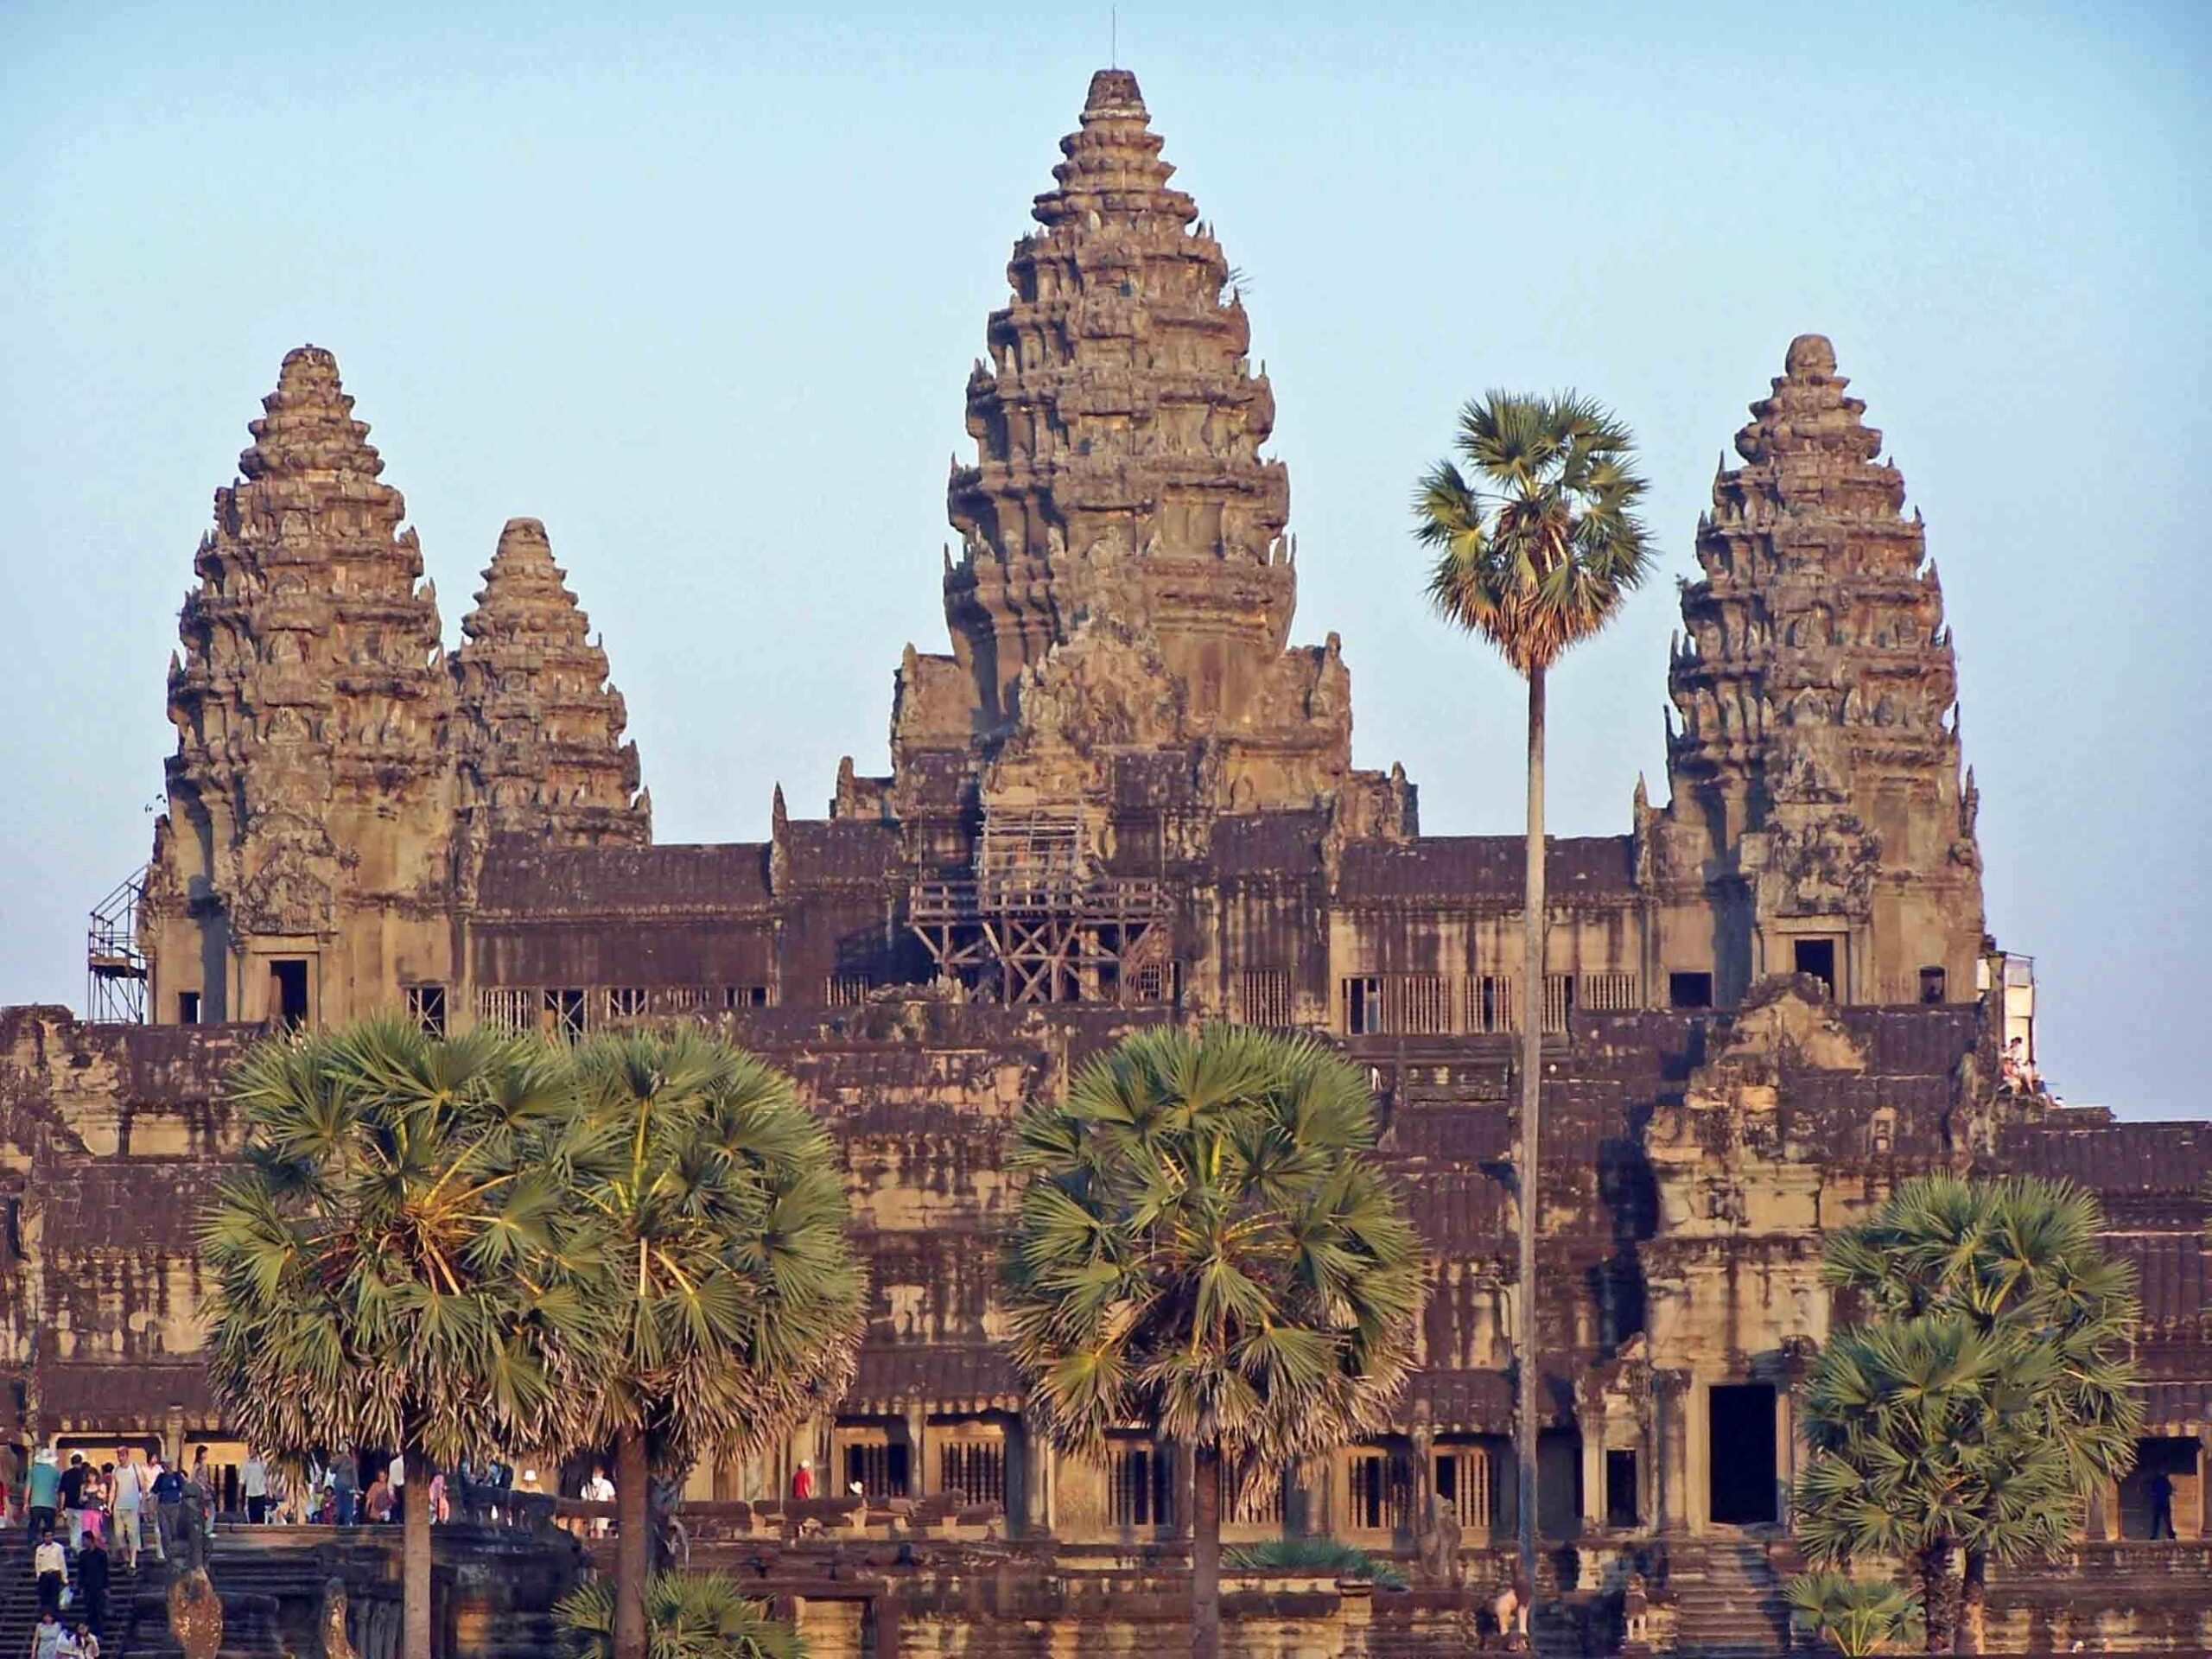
left=1792, top=938, right=1837, bottom=998
left=1605, top=1449, right=1639, bottom=1529
left=1918, top=966, right=1947, bottom=1004
left=178, top=990, right=200, bottom=1024
left=270, top=958, right=310, bottom=1027
left=1669, top=971, right=1713, bottom=1009
left=2119, top=1436, right=2199, bottom=1539
left=1708, top=1383, right=1777, bottom=1525
left=1537, top=1427, right=1583, bottom=1540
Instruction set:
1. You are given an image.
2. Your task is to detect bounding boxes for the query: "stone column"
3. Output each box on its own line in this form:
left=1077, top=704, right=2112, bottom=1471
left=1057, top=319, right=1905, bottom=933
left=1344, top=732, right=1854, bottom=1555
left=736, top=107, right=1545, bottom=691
left=1577, top=1391, right=1605, bottom=1534
left=905, top=1405, right=931, bottom=1499
left=1780, top=1346, right=1813, bottom=1531
left=1653, top=1370, right=1691, bottom=1535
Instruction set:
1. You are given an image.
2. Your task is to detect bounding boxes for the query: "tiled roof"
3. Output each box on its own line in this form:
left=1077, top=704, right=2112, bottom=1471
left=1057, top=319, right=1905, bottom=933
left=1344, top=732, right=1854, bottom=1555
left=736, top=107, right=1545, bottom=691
left=779, top=821, right=901, bottom=887
left=476, top=840, right=772, bottom=914
left=846, top=1344, right=1024, bottom=1414
left=1337, top=836, right=1637, bottom=903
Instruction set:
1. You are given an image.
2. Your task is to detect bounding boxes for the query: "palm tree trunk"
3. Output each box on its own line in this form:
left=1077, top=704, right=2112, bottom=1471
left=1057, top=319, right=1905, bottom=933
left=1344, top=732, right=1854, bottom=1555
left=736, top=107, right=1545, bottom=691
left=614, top=1427, right=652, bottom=1659
left=1515, top=664, right=1548, bottom=1611
left=402, top=1448, right=432, bottom=1659
left=1918, top=1540, right=1956, bottom=1654
left=1960, top=1546, right=1988, bottom=1654
left=1192, top=1441, right=1223, bottom=1659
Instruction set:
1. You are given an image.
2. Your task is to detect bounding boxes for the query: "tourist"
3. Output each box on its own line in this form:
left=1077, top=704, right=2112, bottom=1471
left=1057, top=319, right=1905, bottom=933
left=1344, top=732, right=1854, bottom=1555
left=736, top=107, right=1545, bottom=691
left=76, top=1530, right=109, bottom=1638
left=29, top=1609, right=63, bottom=1659
left=330, top=1451, right=359, bottom=1527
left=150, top=1457, right=185, bottom=1561
left=428, top=1467, right=449, bottom=1526
left=2149, top=1468, right=2177, bottom=1540
left=34, top=1528, right=67, bottom=1618
left=109, top=1452, right=141, bottom=1570
left=70, top=1622, right=99, bottom=1659
left=364, top=1466, right=395, bottom=1525
left=58, top=1454, right=86, bottom=1553
left=240, top=1451, right=269, bottom=1525
left=790, top=1459, right=814, bottom=1501
left=583, top=1465, right=613, bottom=1537
left=26, top=1450, right=59, bottom=1540
left=140, top=1459, right=168, bottom=1563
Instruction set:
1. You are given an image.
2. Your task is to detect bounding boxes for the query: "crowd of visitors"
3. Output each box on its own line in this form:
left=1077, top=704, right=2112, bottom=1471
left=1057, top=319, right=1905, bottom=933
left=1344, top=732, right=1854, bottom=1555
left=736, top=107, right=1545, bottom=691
left=6, top=1439, right=624, bottom=1649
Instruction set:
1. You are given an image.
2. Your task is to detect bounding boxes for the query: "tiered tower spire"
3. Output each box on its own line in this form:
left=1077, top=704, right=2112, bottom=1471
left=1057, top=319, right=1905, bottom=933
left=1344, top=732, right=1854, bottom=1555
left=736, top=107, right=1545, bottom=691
left=451, top=517, right=649, bottom=848
left=1660, top=335, right=1983, bottom=1002
left=887, top=68, right=1384, bottom=835
left=942, top=68, right=1300, bottom=735
left=145, top=346, right=454, bottom=1022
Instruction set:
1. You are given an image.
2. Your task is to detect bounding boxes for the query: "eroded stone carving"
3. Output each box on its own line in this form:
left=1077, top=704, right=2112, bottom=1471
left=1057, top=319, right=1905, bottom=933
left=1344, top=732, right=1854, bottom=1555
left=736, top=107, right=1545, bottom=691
left=450, top=516, right=649, bottom=849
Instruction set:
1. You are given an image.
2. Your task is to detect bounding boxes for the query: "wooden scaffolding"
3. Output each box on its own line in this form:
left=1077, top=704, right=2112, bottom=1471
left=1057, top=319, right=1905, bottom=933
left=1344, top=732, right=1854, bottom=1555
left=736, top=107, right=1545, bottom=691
left=909, top=813, right=1173, bottom=1007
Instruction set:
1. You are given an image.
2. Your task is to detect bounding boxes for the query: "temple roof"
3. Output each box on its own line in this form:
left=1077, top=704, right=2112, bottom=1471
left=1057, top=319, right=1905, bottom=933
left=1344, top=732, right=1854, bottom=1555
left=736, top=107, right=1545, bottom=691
left=1337, top=836, right=1638, bottom=902
left=475, top=840, right=772, bottom=915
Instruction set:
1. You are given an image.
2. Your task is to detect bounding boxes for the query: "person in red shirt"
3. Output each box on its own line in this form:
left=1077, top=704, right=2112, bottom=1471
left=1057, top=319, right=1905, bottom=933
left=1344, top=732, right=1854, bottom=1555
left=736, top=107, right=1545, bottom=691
left=790, top=1460, right=813, bottom=1501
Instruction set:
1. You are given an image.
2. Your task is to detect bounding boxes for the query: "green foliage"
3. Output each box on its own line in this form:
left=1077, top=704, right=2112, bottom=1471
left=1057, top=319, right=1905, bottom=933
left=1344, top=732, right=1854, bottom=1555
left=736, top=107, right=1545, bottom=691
left=1794, top=1175, right=2143, bottom=1648
left=1413, top=391, right=1654, bottom=677
left=200, top=1018, right=600, bottom=1467
left=1002, top=1024, right=1424, bottom=1476
left=1225, top=1536, right=1407, bottom=1589
left=551, top=1029, right=867, bottom=1474
left=558, top=1573, right=806, bottom=1659
left=1784, top=1572, right=1923, bottom=1658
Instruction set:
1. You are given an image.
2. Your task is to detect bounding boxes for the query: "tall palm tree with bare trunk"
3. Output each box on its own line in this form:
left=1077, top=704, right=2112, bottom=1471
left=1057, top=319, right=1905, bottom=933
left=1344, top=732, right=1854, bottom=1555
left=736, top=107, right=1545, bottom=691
left=1414, top=391, right=1653, bottom=1600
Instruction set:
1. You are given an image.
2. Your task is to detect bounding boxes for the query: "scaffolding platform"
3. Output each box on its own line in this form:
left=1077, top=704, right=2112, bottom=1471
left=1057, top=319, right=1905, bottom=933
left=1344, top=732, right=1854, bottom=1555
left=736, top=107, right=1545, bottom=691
left=86, top=868, right=149, bottom=1023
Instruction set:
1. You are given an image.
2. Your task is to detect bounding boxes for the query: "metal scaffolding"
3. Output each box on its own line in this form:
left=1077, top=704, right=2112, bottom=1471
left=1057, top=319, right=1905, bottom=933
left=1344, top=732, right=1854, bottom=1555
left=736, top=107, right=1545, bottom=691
left=86, top=868, right=149, bottom=1023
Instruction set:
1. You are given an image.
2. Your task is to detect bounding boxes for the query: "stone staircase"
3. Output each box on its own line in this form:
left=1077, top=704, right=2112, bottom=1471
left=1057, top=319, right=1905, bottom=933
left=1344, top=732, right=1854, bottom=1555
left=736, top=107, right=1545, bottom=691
left=0, top=1529, right=144, bottom=1655
left=1663, top=1537, right=1793, bottom=1657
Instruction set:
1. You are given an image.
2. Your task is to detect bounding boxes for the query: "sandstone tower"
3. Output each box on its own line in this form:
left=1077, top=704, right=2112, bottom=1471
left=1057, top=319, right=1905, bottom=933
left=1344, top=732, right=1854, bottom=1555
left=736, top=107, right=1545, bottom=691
left=143, top=346, right=456, bottom=1028
left=890, top=69, right=1395, bottom=828
left=878, top=68, right=1410, bottom=1005
left=450, top=515, right=649, bottom=853
left=1654, top=334, right=1984, bottom=1006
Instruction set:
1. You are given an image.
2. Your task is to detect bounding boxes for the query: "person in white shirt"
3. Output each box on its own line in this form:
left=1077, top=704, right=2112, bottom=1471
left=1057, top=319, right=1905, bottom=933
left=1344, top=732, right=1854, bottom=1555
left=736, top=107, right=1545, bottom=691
left=583, top=1466, right=614, bottom=1537
left=108, top=1450, right=142, bottom=1570
left=34, top=1532, right=67, bottom=1618
left=240, top=1454, right=269, bottom=1525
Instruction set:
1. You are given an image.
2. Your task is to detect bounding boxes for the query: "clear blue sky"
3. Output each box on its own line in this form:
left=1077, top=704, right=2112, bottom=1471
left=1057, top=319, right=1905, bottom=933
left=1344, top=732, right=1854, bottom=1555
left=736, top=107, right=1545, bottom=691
left=2, top=3, right=2205, bottom=1116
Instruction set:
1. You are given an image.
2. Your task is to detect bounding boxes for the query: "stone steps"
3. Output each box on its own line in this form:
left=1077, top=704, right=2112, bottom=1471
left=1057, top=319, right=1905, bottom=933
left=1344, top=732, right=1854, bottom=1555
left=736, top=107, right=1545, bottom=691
left=1665, top=1538, right=1793, bottom=1657
left=0, top=1529, right=143, bottom=1655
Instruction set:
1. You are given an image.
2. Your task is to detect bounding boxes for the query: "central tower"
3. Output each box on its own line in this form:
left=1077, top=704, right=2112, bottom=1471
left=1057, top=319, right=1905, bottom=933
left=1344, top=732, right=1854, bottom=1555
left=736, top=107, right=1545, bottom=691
left=880, top=70, right=1410, bottom=1003
left=944, top=67, right=1295, bottom=734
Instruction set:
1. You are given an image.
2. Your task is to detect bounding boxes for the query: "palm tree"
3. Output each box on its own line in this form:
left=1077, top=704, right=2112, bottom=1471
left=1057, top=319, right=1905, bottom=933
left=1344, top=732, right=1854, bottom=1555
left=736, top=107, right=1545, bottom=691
left=1813, top=1175, right=2141, bottom=1652
left=553, top=1031, right=865, bottom=1659
left=557, top=1571, right=807, bottom=1659
left=200, top=1019, right=596, bottom=1659
left=1003, top=1025, right=1425, bottom=1659
left=1784, top=1572, right=1925, bottom=1657
left=1414, top=391, right=1653, bottom=1592
left=1796, top=1313, right=2057, bottom=1651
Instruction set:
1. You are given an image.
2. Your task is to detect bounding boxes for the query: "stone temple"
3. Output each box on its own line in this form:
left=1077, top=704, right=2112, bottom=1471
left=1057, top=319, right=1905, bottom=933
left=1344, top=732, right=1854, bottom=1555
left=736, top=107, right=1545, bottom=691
left=4, top=67, right=2209, bottom=1655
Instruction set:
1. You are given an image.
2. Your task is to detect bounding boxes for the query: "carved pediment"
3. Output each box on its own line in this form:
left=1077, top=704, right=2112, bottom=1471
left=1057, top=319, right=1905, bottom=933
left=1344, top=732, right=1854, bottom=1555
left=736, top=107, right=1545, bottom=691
left=234, top=841, right=335, bottom=937
left=1766, top=811, right=1880, bottom=917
